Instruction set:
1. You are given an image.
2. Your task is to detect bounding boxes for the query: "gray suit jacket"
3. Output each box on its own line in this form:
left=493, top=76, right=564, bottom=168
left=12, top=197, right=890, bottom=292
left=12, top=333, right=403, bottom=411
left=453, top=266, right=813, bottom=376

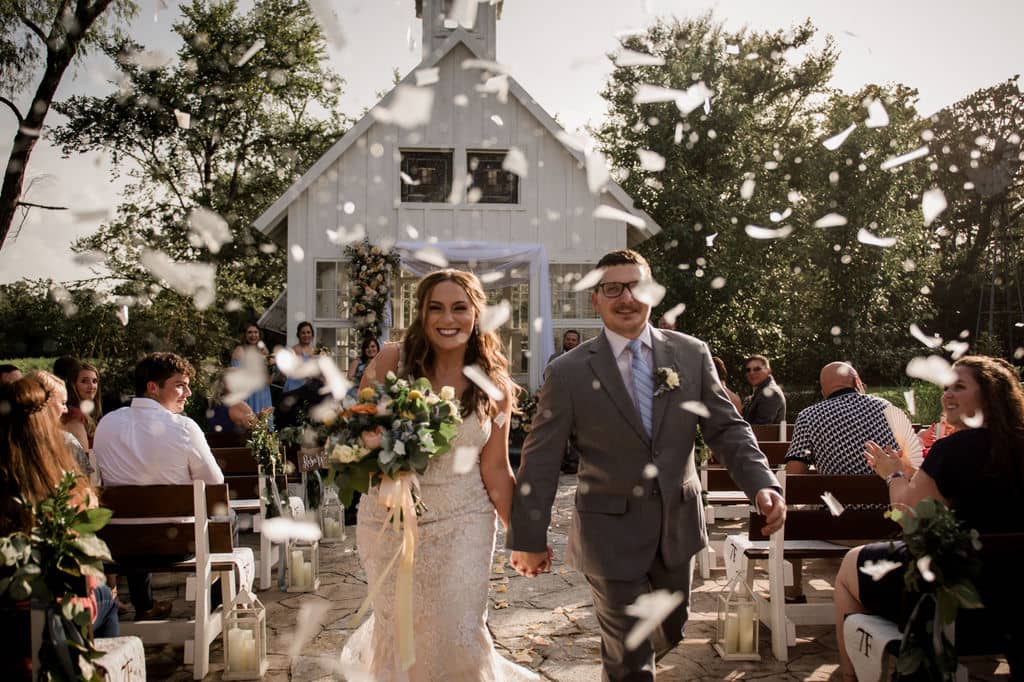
left=742, top=376, right=787, bottom=425
left=507, top=327, right=780, bottom=581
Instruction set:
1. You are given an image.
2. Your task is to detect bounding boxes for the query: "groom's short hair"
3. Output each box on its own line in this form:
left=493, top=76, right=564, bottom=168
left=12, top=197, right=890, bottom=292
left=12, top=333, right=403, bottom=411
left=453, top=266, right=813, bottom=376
left=595, top=249, right=651, bottom=277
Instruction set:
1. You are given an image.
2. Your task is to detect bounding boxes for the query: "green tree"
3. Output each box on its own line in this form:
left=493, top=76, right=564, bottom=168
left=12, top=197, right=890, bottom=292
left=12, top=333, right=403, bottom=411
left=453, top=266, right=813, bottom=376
left=0, top=0, right=136, bottom=249
left=50, top=0, right=348, bottom=365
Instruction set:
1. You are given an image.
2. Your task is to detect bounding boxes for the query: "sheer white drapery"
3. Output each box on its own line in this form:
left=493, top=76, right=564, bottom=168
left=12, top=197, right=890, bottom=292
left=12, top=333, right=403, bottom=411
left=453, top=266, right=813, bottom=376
left=395, top=241, right=555, bottom=390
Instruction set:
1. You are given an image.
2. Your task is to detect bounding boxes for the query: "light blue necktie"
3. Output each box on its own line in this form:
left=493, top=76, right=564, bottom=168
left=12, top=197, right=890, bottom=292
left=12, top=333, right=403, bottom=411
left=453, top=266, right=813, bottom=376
left=628, top=338, right=654, bottom=437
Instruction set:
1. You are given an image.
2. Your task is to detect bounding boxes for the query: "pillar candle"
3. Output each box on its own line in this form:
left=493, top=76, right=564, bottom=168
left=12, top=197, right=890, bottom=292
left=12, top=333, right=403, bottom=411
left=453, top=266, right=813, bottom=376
left=724, top=613, right=740, bottom=653
left=738, top=603, right=755, bottom=653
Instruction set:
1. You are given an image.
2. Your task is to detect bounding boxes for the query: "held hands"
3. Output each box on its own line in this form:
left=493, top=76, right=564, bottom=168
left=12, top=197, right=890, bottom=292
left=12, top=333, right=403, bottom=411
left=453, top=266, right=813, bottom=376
left=755, top=488, right=786, bottom=536
left=863, top=441, right=913, bottom=480
left=509, top=546, right=554, bottom=578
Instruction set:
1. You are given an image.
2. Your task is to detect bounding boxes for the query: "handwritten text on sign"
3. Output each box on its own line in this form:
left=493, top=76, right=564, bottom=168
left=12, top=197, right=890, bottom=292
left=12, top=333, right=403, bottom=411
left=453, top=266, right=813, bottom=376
left=299, top=447, right=327, bottom=473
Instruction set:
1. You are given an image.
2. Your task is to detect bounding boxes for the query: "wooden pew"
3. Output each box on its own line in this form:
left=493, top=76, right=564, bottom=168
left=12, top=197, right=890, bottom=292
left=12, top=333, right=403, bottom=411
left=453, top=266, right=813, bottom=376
left=99, top=481, right=254, bottom=680
left=205, top=430, right=247, bottom=449
left=751, top=423, right=789, bottom=442
left=735, top=473, right=899, bottom=661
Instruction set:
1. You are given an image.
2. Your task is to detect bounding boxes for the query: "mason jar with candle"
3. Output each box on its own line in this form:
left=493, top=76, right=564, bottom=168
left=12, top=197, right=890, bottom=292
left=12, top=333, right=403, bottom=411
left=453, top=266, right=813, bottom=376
left=319, top=488, right=346, bottom=543
left=286, top=539, right=320, bottom=592
left=714, top=572, right=760, bottom=661
left=223, top=588, right=268, bottom=679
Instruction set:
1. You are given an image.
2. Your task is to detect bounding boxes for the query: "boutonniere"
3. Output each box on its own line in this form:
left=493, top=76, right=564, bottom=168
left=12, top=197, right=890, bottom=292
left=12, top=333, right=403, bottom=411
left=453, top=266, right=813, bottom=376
left=654, top=367, right=680, bottom=397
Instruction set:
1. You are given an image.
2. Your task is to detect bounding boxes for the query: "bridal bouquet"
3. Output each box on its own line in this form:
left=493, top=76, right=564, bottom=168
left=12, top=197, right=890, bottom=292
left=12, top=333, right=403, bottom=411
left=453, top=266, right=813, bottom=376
left=323, top=371, right=461, bottom=508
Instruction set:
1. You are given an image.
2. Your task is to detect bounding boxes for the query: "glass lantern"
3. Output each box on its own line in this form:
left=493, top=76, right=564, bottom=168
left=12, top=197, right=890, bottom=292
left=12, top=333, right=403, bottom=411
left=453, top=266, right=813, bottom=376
left=319, top=488, right=346, bottom=543
left=286, top=539, right=320, bottom=592
left=713, top=571, right=760, bottom=661
left=223, top=588, right=268, bottom=679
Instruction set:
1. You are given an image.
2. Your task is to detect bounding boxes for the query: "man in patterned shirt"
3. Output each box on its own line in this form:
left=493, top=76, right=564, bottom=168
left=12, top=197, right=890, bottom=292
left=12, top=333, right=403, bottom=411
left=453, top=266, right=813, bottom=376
left=782, top=361, right=897, bottom=601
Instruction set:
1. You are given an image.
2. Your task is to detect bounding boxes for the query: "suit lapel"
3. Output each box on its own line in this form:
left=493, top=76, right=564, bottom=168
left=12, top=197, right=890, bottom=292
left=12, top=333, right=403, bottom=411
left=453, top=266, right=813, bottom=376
left=650, top=328, right=674, bottom=439
left=588, top=332, right=649, bottom=445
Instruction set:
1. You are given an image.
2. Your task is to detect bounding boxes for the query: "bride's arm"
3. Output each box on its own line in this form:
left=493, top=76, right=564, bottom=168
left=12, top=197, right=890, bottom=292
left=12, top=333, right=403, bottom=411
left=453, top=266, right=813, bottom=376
left=479, top=389, right=516, bottom=528
left=359, top=342, right=400, bottom=391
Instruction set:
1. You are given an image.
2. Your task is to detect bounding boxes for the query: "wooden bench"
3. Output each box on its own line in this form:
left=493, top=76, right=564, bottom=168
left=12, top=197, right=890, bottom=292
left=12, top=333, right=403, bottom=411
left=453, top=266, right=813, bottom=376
left=751, top=423, right=789, bottom=442
left=205, top=430, right=247, bottom=449
left=845, top=531, right=1024, bottom=681
left=99, top=481, right=255, bottom=680
left=725, top=473, right=898, bottom=661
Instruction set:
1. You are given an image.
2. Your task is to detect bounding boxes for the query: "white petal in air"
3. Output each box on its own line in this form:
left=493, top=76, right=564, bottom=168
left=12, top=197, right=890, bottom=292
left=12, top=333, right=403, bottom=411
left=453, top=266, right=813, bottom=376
left=414, top=67, right=440, bottom=87
left=823, top=123, right=857, bottom=150
left=705, top=233, right=717, bottom=247
left=725, top=44, right=740, bottom=55
left=461, top=58, right=510, bottom=74
left=476, top=73, right=509, bottom=103
left=555, top=130, right=587, bottom=153
left=880, top=146, right=929, bottom=171
left=864, top=98, right=890, bottom=128
left=680, top=401, right=710, bottom=418
left=286, top=600, right=332, bottom=659
left=857, top=228, right=896, bottom=248
left=573, top=267, right=606, bottom=292
left=675, top=82, right=714, bottom=115
left=632, top=84, right=684, bottom=104
left=769, top=207, right=792, bottom=223
left=502, top=147, right=528, bottom=177
left=447, top=0, right=478, bottom=29
left=661, top=303, right=685, bottom=326
left=173, top=109, right=190, bottom=129
left=944, top=340, right=969, bottom=360
left=631, top=279, right=665, bottom=307
left=372, top=85, right=434, bottom=129
left=121, top=48, right=172, bottom=71
left=139, top=249, right=215, bottom=310
left=740, top=178, right=755, bottom=200
left=921, top=188, right=947, bottom=226
left=637, top=149, right=666, bottom=172
left=616, top=49, right=665, bottom=67
left=624, top=590, right=685, bottom=651
left=909, top=323, right=943, bottom=349
left=917, top=556, right=935, bottom=582
left=318, top=355, right=351, bottom=400
left=235, top=39, right=265, bottom=67
left=814, top=212, right=848, bottom=228
left=412, top=245, right=448, bottom=268
left=326, top=224, right=366, bottom=245
left=821, top=492, right=845, bottom=517
left=307, top=0, right=346, bottom=49
left=399, top=171, right=420, bottom=186
left=116, top=305, right=129, bottom=326
left=463, top=365, right=504, bottom=400
left=291, top=244, right=305, bottom=262
left=962, top=409, right=984, bottom=429
left=903, top=390, right=916, bottom=416
left=188, top=207, right=232, bottom=253
left=745, top=224, right=793, bottom=240
left=480, top=300, right=511, bottom=333
left=594, top=205, right=646, bottom=229
left=490, top=114, right=504, bottom=127
left=585, top=149, right=611, bottom=194
left=905, top=355, right=957, bottom=387
left=261, top=517, right=321, bottom=544
left=860, top=559, right=902, bottom=581
left=452, top=446, right=480, bottom=475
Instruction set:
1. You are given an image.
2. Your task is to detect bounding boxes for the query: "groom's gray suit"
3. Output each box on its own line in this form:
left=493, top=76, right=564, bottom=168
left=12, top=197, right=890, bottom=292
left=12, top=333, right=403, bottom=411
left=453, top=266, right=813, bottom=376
left=508, top=326, right=780, bottom=680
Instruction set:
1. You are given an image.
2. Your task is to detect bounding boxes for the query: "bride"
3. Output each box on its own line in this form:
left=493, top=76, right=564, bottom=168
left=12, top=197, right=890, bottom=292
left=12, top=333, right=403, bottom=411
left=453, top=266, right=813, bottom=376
left=340, top=269, right=542, bottom=681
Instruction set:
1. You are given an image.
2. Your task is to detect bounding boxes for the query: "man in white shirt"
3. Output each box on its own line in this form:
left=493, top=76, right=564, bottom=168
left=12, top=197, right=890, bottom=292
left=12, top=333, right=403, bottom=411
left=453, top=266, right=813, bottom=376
left=95, top=352, right=225, bottom=620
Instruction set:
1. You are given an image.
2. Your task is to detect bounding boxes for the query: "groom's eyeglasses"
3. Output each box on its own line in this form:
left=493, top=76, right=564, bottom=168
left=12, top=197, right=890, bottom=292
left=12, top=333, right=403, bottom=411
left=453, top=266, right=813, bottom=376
left=596, top=281, right=640, bottom=298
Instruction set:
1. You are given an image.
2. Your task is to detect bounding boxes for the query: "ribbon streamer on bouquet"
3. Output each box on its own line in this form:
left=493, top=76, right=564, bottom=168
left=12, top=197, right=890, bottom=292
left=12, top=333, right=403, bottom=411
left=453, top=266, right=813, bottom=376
left=349, top=472, right=419, bottom=671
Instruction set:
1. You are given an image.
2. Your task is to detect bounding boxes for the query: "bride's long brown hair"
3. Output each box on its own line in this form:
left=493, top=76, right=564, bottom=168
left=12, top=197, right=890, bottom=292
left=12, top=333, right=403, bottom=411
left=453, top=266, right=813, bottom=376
left=401, top=269, right=517, bottom=418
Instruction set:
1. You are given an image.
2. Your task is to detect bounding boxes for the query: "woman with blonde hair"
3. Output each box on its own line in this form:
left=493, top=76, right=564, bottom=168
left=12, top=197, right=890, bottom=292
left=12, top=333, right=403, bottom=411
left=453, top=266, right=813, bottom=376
left=340, top=269, right=537, bottom=680
left=27, top=370, right=99, bottom=486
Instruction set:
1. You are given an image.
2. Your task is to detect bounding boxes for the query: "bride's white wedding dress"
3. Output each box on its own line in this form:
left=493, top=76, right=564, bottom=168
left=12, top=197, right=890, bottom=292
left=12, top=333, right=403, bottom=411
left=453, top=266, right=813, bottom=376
left=340, top=413, right=539, bottom=681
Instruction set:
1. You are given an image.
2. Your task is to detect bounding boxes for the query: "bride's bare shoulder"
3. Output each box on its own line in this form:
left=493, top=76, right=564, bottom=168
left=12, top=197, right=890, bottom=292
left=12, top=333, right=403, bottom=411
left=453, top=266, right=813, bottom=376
left=362, top=342, right=401, bottom=386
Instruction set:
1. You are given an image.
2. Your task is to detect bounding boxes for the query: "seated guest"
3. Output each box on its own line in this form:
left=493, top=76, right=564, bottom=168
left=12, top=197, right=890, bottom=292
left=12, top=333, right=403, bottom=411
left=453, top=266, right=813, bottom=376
left=0, top=363, right=22, bottom=383
left=53, top=356, right=91, bottom=445
left=71, top=362, right=104, bottom=443
left=94, top=352, right=224, bottom=620
left=834, top=356, right=1024, bottom=679
left=741, top=354, right=787, bottom=424
left=917, top=412, right=960, bottom=457
left=27, top=370, right=99, bottom=486
left=206, top=370, right=257, bottom=435
left=0, top=377, right=118, bottom=678
left=712, top=356, right=744, bottom=414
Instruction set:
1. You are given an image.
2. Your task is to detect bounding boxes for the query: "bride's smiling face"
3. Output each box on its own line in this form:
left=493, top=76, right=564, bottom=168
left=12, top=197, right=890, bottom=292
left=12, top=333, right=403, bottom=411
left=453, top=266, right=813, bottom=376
left=423, top=280, right=476, bottom=352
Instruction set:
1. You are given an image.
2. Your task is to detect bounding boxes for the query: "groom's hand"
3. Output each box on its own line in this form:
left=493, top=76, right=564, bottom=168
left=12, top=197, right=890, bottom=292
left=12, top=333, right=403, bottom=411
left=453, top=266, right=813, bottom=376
left=755, top=488, right=786, bottom=536
left=510, top=547, right=552, bottom=578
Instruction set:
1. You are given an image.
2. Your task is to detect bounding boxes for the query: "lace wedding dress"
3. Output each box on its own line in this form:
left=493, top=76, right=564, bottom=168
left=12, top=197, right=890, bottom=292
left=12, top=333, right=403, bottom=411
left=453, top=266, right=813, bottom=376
left=339, top=414, right=539, bottom=681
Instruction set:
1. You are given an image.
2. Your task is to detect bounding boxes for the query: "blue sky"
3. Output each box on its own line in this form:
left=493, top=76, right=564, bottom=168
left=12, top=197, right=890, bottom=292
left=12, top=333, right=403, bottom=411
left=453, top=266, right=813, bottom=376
left=1, top=0, right=1022, bottom=283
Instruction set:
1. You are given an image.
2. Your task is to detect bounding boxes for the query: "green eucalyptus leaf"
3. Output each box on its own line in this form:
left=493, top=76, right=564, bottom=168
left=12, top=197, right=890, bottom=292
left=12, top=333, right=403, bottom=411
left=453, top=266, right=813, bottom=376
left=72, top=534, right=112, bottom=561
left=72, top=507, right=113, bottom=534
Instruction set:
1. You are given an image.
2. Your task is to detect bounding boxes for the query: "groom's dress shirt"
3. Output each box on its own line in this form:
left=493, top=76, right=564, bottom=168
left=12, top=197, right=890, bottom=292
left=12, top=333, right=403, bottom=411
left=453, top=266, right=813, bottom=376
left=604, top=325, right=653, bottom=408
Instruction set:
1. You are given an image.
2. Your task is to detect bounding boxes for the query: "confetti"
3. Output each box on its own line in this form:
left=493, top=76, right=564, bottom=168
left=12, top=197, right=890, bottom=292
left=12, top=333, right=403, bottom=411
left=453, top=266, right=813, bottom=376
left=139, top=249, right=215, bottom=309
left=593, top=205, right=646, bottom=229
left=372, top=85, right=434, bottom=129
left=632, top=84, right=685, bottom=104
left=173, top=108, right=190, bottom=129
left=287, top=600, right=331, bottom=659
left=261, top=517, right=321, bottom=543
left=318, top=355, right=352, bottom=400
left=121, top=48, right=172, bottom=71
left=944, top=340, right=969, bottom=360
left=864, top=98, right=889, bottom=128
left=740, top=178, right=755, bottom=200
left=705, top=233, right=718, bottom=247
left=909, top=323, right=942, bottom=349
left=962, top=409, right=984, bottom=428
left=823, top=123, right=856, bottom=150
left=769, top=207, right=792, bottom=223
left=905, top=355, right=957, bottom=387
left=624, top=590, right=684, bottom=651
left=453, top=446, right=480, bottom=475
left=921, top=188, right=947, bottom=226
left=675, top=82, right=714, bottom=115
left=115, top=305, right=129, bottom=326
left=745, top=224, right=793, bottom=240
left=490, top=114, right=504, bottom=127
left=631, top=279, right=665, bottom=306
left=661, top=303, right=685, bottom=326
left=681, top=401, right=709, bottom=418
left=616, top=49, right=665, bottom=67
left=903, top=390, right=916, bottom=416
left=412, top=245, right=448, bottom=267
left=585, top=149, right=610, bottom=194
left=573, top=267, right=606, bottom=292
left=480, top=300, right=511, bottom=333
left=917, top=556, right=935, bottom=582
left=637, top=149, right=665, bottom=172
left=813, top=212, right=847, bottom=228
left=187, top=207, right=231, bottom=253
left=235, top=39, right=265, bottom=67
left=461, top=58, right=510, bottom=74
left=414, top=67, right=440, bottom=86
left=856, top=228, right=896, bottom=248
left=326, top=225, right=366, bottom=245
left=308, top=0, right=345, bottom=49
left=502, top=147, right=528, bottom=177
left=464, top=364, right=504, bottom=400
left=880, top=146, right=929, bottom=171
left=821, top=492, right=845, bottom=517
left=859, top=559, right=902, bottom=581
left=476, top=73, right=509, bottom=103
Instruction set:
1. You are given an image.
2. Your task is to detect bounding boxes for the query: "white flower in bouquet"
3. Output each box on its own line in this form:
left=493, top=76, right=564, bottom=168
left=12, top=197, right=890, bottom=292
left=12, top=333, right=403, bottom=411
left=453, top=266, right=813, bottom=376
left=425, top=392, right=440, bottom=406
left=330, top=444, right=365, bottom=464
left=439, top=385, right=456, bottom=401
left=393, top=440, right=406, bottom=456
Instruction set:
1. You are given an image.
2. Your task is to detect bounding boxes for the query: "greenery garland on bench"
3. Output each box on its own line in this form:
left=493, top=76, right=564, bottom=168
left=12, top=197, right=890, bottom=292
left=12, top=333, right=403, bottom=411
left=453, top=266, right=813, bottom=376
left=0, top=472, right=112, bottom=681
left=247, top=410, right=285, bottom=518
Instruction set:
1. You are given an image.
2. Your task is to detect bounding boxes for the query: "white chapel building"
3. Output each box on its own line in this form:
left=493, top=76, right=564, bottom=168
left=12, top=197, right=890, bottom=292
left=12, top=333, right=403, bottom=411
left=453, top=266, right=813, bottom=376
left=254, top=0, right=661, bottom=390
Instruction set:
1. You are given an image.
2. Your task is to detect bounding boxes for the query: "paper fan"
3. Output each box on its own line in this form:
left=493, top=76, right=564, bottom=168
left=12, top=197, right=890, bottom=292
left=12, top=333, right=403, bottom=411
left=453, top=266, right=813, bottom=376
left=884, top=403, right=923, bottom=467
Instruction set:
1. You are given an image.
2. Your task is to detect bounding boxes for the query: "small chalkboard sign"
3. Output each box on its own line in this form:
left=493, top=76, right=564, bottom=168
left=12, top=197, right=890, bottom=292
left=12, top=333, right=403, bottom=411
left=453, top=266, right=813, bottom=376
left=298, top=447, right=327, bottom=473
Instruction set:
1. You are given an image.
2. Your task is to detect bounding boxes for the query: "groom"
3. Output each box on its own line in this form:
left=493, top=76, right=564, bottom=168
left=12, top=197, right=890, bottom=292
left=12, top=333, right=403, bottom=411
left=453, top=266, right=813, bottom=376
left=508, top=249, right=786, bottom=681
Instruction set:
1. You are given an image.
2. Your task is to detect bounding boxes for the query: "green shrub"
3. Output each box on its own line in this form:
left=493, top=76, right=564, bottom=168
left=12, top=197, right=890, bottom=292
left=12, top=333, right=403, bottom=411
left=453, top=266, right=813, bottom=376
left=0, top=357, right=62, bottom=373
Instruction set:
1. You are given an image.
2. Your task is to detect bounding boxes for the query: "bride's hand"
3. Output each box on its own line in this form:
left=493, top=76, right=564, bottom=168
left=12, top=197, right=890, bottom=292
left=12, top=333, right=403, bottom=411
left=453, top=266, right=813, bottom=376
left=510, top=548, right=551, bottom=578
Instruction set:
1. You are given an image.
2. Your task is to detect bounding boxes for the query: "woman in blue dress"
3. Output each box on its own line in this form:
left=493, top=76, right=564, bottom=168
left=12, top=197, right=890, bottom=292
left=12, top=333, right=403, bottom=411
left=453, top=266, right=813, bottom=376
left=231, top=323, right=273, bottom=413
left=346, top=336, right=380, bottom=389
left=283, top=321, right=317, bottom=393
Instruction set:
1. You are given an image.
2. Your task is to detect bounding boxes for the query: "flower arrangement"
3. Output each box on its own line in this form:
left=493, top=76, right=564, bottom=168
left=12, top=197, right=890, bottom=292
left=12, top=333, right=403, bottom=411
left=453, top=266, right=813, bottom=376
left=246, top=410, right=286, bottom=518
left=344, top=239, right=400, bottom=342
left=0, top=472, right=112, bottom=681
left=322, top=372, right=461, bottom=510
left=654, top=366, right=680, bottom=396
left=885, top=499, right=983, bottom=679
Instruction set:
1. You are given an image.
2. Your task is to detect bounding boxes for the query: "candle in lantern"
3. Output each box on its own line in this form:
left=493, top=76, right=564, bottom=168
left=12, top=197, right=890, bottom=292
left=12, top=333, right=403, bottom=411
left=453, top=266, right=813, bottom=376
left=738, top=603, right=755, bottom=653
left=228, top=627, right=256, bottom=672
left=724, top=613, right=740, bottom=653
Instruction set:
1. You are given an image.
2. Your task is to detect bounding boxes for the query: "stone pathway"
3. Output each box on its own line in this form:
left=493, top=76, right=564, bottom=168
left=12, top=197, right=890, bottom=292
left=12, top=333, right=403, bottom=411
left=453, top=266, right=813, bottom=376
left=142, top=474, right=1010, bottom=680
